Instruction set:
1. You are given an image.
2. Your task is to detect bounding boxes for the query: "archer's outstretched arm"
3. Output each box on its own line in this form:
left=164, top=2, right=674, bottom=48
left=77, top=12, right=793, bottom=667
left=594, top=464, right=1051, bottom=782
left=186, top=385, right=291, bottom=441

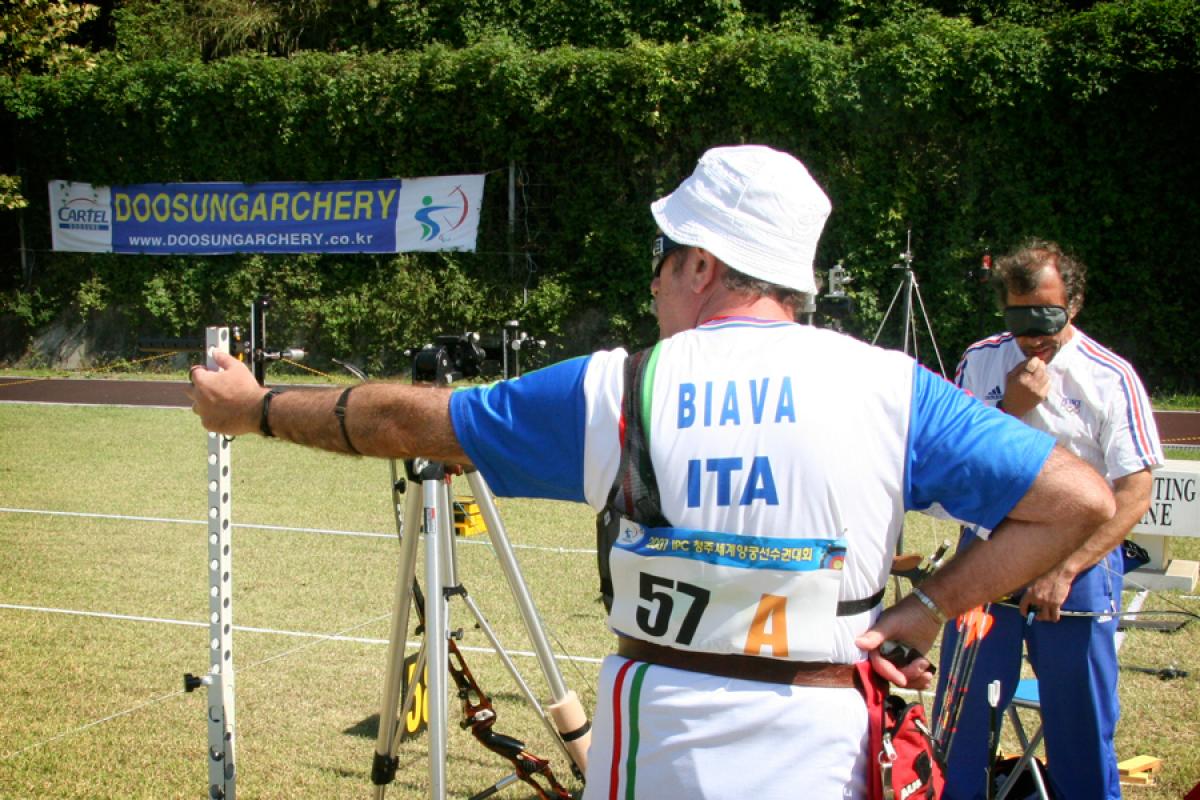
left=186, top=350, right=471, bottom=465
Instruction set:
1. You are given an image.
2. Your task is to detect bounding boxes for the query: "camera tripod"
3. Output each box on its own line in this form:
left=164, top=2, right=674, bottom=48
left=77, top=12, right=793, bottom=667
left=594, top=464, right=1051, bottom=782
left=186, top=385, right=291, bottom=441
left=369, top=459, right=591, bottom=800
left=870, top=232, right=947, bottom=564
left=871, top=230, right=947, bottom=377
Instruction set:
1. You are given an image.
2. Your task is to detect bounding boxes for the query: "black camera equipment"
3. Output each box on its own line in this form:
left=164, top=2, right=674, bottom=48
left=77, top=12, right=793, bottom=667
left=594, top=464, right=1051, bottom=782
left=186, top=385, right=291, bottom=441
left=817, top=261, right=855, bottom=330
left=409, top=322, right=546, bottom=384
left=409, top=332, right=488, bottom=384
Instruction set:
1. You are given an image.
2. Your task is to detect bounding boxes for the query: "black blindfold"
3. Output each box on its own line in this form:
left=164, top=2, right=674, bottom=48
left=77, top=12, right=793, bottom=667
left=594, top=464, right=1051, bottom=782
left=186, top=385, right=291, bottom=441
left=1004, top=305, right=1068, bottom=337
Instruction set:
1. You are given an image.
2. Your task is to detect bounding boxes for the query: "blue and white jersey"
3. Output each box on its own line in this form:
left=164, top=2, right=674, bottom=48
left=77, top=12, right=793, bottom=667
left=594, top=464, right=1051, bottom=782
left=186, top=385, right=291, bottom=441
left=452, top=318, right=1054, bottom=661
left=955, top=328, right=1163, bottom=482
left=955, top=327, right=1162, bottom=612
left=453, top=319, right=1054, bottom=799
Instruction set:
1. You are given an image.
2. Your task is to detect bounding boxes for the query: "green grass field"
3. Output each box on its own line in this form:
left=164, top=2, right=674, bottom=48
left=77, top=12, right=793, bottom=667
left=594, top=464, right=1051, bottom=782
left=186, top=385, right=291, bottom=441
left=1, top=401, right=1198, bottom=799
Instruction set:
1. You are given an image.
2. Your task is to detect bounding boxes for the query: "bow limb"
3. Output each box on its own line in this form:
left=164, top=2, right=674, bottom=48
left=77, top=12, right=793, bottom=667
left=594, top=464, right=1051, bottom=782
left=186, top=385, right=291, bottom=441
left=447, top=640, right=574, bottom=800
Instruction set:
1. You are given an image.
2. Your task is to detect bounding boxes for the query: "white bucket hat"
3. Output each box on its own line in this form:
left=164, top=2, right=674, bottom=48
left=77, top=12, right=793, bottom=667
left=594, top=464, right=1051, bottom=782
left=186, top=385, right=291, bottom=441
left=650, top=144, right=832, bottom=294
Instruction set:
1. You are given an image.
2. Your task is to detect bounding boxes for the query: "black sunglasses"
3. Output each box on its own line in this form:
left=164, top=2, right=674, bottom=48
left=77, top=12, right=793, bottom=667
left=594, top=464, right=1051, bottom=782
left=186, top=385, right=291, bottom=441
left=651, top=234, right=685, bottom=278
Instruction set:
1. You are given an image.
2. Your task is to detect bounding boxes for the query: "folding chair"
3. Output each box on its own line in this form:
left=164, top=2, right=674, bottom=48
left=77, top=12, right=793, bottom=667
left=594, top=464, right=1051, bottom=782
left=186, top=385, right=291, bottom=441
left=993, top=582, right=1152, bottom=800
left=993, top=589, right=1145, bottom=800
left=993, top=678, right=1051, bottom=800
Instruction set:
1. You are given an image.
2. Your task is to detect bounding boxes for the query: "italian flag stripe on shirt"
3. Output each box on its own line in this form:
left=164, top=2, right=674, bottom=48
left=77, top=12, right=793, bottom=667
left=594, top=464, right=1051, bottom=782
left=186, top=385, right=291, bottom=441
left=638, top=343, right=662, bottom=450
left=609, top=659, right=651, bottom=800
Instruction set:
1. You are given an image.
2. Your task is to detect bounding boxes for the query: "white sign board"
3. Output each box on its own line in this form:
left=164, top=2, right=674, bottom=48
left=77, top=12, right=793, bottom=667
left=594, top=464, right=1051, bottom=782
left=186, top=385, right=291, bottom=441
left=1132, top=459, right=1200, bottom=538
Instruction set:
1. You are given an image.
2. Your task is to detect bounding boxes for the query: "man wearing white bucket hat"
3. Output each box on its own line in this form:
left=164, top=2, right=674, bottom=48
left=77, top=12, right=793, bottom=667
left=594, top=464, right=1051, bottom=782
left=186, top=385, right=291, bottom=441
left=189, top=145, right=1114, bottom=799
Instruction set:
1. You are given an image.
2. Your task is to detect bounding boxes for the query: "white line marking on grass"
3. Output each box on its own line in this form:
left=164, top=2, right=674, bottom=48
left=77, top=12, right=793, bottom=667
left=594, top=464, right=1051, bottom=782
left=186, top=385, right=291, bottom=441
left=0, top=506, right=597, bottom=554
left=0, top=506, right=392, bottom=538
left=0, top=603, right=605, bottom=665
left=0, top=399, right=187, bottom=410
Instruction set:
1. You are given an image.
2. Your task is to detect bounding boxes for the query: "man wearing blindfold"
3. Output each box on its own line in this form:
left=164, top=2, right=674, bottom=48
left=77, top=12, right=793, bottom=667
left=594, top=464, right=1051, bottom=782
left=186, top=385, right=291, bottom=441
left=936, top=240, right=1163, bottom=800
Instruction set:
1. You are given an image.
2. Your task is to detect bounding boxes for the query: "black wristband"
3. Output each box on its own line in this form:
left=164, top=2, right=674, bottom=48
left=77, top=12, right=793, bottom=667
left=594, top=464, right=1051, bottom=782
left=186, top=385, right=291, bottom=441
left=260, top=388, right=284, bottom=437
left=335, top=385, right=361, bottom=455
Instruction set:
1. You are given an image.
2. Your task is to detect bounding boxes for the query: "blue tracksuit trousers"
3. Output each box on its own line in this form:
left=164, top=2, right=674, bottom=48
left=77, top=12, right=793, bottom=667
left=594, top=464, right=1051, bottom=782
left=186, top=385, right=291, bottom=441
left=934, top=594, right=1122, bottom=800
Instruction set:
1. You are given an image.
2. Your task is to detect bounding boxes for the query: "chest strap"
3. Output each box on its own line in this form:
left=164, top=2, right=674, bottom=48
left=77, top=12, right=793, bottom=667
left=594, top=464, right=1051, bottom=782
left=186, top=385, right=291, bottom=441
left=617, top=636, right=858, bottom=689
left=596, top=346, right=667, bottom=613
left=838, top=586, right=886, bottom=617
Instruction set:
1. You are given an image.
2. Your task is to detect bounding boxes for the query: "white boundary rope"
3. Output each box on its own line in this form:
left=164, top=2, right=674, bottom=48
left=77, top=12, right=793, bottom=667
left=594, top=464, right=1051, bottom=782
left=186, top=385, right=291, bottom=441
left=0, top=602, right=603, bottom=763
left=0, top=499, right=603, bottom=771
left=1, top=685, right=189, bottom=760
left=0, top=602, right=604, bottom=664
left=0, top=506, right=596, bottom=555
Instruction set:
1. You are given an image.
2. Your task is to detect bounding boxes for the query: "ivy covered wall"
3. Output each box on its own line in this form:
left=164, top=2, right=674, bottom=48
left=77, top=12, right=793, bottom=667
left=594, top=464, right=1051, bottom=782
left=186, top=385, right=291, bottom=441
left=2, top=1, right=1197, bottom=389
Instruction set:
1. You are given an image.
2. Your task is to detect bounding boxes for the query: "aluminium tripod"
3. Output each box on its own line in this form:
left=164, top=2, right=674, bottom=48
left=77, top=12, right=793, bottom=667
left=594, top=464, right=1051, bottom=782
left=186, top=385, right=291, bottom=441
left=369, top=459, right=591, bottom=800
left=870, top=231, right=947, bottom=564
left=871, top=230, right=947, bottom=378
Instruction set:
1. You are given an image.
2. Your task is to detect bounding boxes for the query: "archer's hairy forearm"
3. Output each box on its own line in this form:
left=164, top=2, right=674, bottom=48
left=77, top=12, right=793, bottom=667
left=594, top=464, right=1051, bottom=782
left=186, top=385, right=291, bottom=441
left=919, top=446, right=1115, bottom=618
left=268, top=382, right=471, bottom=464
left=187, top=351, right=471, bottom=463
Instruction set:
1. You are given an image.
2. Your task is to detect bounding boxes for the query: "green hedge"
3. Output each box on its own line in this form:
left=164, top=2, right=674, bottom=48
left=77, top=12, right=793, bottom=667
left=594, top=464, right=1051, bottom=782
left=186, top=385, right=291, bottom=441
left=2, top=0, right=1197, bottom=387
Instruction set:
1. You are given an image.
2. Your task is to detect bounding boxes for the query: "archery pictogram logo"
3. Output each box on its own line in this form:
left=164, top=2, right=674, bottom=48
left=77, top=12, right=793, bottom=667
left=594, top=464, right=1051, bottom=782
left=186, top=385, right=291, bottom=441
left=415, top=185, right=471, bottom=242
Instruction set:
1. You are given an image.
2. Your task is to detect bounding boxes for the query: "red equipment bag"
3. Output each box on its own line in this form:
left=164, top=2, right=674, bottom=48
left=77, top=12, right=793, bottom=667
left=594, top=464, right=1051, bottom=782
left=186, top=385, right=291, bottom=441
left=855, top=661, right=946, bottom=800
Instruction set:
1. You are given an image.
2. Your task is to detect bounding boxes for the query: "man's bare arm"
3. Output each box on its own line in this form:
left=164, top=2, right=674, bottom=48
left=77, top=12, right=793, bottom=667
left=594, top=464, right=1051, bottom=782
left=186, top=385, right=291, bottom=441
left=859, top=446, right=1115, bottom=686
left=186, top=350, right=471, bottom=465
left=921, top=447, right=1115, bottom=616
left=1019, top=468, right=1152, bottom=620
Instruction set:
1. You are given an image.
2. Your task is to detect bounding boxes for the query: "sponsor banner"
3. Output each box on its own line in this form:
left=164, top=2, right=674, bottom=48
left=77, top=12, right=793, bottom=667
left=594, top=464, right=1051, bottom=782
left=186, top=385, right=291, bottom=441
left=48, top=176, right=485, bottom=254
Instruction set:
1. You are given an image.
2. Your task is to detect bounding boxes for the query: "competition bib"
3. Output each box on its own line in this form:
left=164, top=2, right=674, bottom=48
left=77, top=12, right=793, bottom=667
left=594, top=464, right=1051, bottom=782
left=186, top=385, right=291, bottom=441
left=608, top=520, right=846, bottom=661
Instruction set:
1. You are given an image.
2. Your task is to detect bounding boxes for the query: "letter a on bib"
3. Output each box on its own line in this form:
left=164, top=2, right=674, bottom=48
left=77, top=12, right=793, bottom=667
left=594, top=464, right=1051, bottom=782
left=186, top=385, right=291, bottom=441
left=744, top=594, right=789, bottom=657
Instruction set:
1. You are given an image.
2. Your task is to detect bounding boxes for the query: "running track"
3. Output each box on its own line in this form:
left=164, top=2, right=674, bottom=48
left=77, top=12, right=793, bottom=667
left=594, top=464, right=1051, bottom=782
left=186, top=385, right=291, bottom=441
left=1, top=376, right=1198, bottom=447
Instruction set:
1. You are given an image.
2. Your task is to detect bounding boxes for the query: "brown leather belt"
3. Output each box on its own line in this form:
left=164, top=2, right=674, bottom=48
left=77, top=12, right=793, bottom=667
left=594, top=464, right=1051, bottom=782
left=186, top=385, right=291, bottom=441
left=616, top=636, right=857, bottom=689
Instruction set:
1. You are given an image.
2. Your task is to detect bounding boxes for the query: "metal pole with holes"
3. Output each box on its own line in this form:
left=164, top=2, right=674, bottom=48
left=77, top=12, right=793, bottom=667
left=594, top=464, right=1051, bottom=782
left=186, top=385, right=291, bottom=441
left=185, top=326, right=237, bottom=799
